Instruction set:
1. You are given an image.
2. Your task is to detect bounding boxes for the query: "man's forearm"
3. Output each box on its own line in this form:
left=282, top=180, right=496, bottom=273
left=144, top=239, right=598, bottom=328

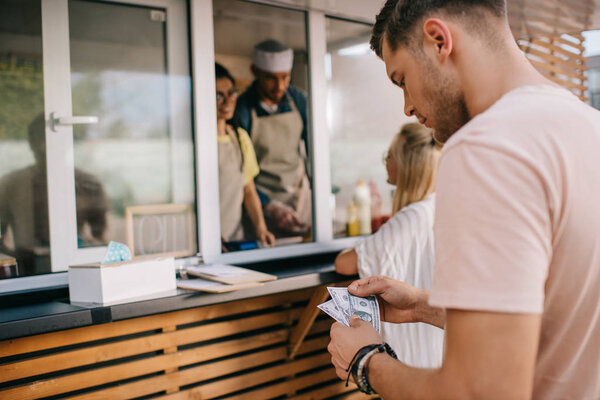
left=415, top=289, right=446, bottom=329
left=366, top=353, right=447, bottom=399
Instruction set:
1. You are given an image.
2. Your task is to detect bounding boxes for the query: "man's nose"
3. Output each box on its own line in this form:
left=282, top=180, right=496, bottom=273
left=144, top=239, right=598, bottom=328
left=277, top=78, right=287, bottom=92
left=403, top=92, right=415, bottom=117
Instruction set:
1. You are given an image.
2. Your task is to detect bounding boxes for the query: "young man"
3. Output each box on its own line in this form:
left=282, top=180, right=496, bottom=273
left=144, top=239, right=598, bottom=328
left=327, top=1, right=600, bottom=399
left=234, top=39, right=311, bottom=236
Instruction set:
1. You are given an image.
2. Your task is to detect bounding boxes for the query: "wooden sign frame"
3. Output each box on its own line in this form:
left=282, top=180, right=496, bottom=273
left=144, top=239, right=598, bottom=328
left=125, top=203, right=196, bottom=258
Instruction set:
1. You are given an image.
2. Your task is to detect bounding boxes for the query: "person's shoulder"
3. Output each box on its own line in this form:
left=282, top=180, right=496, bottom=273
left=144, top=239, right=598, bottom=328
left=0, top=166, right=35, bottom=186
left=287, top=85, right=307, bottom=103
left=444, top=85, right=595, bottom=155
left=395, top=195, right=435, bottom=225
left=377, top=195, right=435, bottom=239
left=236, top=127, right=253, bottom=147
left=235, top=84, right=257, bottom=111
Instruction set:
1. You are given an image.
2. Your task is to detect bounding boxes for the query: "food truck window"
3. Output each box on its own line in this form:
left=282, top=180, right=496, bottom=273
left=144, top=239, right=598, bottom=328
left=325, top=17, right=416, bottom=239
left=213, top=0, right=314, bottom=252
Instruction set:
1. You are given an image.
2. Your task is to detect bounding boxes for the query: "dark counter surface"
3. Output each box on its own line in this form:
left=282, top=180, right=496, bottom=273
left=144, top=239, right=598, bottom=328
left=0, top=253, right=351, bottom=341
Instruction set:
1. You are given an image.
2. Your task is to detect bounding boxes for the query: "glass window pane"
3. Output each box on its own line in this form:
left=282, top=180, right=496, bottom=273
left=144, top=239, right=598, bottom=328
left=213, top=0, right=313, bottom=252
left=0, top=0, right=51, bottom=276
left=68, top=0, right=196, bottom=255
left=326, top=18, right=415, bottom=238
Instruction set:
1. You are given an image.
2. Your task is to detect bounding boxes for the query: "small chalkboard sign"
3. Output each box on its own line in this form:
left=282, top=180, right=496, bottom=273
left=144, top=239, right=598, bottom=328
left=125, top=203, right=196, bottom=258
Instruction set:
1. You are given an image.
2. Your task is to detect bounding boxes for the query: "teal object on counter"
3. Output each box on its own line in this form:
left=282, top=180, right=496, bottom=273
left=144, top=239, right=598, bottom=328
left=102, top=241, right=132, bottom=264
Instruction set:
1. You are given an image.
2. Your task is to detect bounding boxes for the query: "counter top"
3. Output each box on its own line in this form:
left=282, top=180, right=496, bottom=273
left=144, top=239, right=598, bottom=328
left=0, top=254, right=350, bottom=341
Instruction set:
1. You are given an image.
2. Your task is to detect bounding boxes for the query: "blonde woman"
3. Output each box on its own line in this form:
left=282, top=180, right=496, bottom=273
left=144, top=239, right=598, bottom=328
left=335, top=122, right=443, bottom=368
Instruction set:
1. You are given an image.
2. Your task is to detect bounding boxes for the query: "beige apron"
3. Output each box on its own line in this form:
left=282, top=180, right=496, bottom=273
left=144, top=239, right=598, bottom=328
left=218, top=126, right=245, bottom=241
left=250, top=96, right=311, bottom=225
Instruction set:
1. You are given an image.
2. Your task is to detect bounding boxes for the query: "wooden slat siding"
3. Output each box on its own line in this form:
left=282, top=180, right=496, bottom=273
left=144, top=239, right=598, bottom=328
left=0, top=288, right=313, bottom=358
left=162, top=325, right=178, bottom=394
left=62, top=347, right=291, bottom=400
left=0, top=307, right=304, bottom=384
left=518, top=46, right=586, bottom=72
left=158, top=352, right=332, bottom=400
left=0, top=321, right=333, bottom=399
left=544, top=34, right=585, bottom=52
left=528, top=38, right=587, bottom=62
left=1, top=319, right=332, bottom=400
left=288, top=285, right=330, bottom=360
left=310, top=318, right=335, bottom=335
left=61, top=336, right=330, bottom=400
left=0, top=287, right=355, bottom=399
left=515, top=12, right=588, bottom=102
left=219, top=369, right=339, bottom=400
left=288, top=381, right=358, bottom=400
left=528, top=58, right=586, bottom=82
left=521, top=9, right=582, bottom=34
left=510, top=0, right=589, bottom=22
left=0, top=328, right=294, bottom=400
left=525, top=33, right=585, bottom=56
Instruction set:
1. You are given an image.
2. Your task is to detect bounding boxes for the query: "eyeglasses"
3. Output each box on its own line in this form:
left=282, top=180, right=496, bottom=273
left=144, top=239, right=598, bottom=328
left=382, top=151, right=392, bottom=165
left=216, top=89, right=239, bottom=105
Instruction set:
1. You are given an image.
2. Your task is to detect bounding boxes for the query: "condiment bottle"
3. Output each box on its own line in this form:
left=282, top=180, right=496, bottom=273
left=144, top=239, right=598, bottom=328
left=346, top=202, right=359, bottom=237
left=353, top=180, right=372, bottom=235
left=369, top=180, right=382, bottom=232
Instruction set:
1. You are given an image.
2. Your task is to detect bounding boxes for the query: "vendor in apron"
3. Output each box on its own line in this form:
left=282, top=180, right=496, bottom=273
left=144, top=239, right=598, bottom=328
left=234, top=39, right=312, bottom=237
left=215, top=63, right=275, bottom=248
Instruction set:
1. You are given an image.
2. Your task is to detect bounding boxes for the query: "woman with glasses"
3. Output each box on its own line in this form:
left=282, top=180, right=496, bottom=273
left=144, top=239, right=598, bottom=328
left=335, top=122, right=443, bottom=368
left=215, top=63, right=274, bottom=248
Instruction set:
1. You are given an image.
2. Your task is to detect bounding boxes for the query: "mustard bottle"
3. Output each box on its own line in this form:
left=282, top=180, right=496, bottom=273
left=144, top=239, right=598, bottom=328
left=346, top=202, right=359, bottom=237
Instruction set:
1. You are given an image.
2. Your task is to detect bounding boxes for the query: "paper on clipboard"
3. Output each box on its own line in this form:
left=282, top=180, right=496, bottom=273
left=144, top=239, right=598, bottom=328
left=177, top=278, right=263, bottom=293
left=185, top=264, right=277, bottom=285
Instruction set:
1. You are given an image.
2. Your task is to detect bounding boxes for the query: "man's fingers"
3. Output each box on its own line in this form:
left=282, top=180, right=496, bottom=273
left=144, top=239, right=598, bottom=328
left=349, top=314, right=364, bottom=327
left=348, top=275, right=389, bottom=297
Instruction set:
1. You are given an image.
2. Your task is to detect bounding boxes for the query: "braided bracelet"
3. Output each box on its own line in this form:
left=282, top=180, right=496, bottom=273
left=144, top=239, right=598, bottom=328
left=345, top=343, right=398, bottom=394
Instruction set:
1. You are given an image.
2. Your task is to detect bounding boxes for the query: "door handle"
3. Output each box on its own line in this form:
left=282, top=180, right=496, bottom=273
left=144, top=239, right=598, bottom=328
left=50, top=112, right=99, bottom=132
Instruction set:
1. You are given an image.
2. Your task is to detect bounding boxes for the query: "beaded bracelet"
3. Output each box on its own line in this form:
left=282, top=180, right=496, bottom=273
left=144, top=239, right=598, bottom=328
left=345, top=343, right=398, bottom=395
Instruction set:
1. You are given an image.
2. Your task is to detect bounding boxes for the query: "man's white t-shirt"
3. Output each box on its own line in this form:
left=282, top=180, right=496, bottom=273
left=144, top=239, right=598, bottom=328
left=429, top=85, right=600, bottom=399
left=355, top=194, right=444, bottom=368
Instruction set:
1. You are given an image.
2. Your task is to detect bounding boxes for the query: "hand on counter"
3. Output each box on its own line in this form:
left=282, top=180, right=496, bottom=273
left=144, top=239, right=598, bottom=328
left=256, top=226, right=275, bottom=247
left=265, top=200, right=307, bottom=233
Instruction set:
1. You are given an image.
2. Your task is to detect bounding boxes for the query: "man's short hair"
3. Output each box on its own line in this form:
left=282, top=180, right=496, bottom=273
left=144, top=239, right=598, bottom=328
left=370, top=0, right=507, bottom=58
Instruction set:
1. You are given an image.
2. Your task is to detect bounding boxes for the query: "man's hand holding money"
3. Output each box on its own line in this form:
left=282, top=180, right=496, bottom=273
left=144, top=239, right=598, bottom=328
left=349, top=275, right=446, bottom=329
left=319, top=286, right=384, bottom=382
left=328, top=315, right=383, bottom=381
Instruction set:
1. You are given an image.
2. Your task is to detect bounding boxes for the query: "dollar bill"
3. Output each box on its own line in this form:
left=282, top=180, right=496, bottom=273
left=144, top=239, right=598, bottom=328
left=317, top=299, right=349, bottom=326
left=348, top=294, right=381, bottom=333
left=327, top=287, right=352, bottom=323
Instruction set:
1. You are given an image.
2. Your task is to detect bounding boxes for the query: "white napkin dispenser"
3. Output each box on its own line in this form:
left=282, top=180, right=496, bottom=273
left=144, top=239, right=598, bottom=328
left=68, top=256, right=176, bottom=305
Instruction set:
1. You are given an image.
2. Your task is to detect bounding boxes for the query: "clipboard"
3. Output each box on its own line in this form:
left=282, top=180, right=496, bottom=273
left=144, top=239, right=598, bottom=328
left=177, top=278, right=263, bottom=293
left=185, top=264, right=277, bottom=285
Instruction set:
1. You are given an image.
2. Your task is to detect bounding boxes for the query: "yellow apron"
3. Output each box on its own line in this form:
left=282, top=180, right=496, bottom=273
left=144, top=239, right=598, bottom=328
left=218, top=126, right=245, bottom=241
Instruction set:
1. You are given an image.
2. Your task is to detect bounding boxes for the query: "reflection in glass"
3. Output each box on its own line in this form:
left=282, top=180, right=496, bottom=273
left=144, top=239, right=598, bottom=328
left=326, top=18, right=415, bottom=238
left=213, top=0, right=313, bottom=251
left=68, top=0, right=196, bottom=254
left=0, top=0, right=51, bottom=276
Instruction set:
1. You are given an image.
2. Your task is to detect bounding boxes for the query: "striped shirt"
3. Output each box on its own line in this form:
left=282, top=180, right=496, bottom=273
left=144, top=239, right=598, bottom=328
left=354, top=194, right=444, bottom=368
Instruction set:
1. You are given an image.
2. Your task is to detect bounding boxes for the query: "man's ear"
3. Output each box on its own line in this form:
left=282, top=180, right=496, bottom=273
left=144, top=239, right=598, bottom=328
left=422, top=18, right=453, bottom=63
left=250, top=64, right=258, bottom=78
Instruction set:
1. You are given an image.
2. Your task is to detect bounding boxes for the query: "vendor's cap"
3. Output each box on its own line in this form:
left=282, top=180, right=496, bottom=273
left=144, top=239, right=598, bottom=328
left=253, top=39, right=294, bottom=73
